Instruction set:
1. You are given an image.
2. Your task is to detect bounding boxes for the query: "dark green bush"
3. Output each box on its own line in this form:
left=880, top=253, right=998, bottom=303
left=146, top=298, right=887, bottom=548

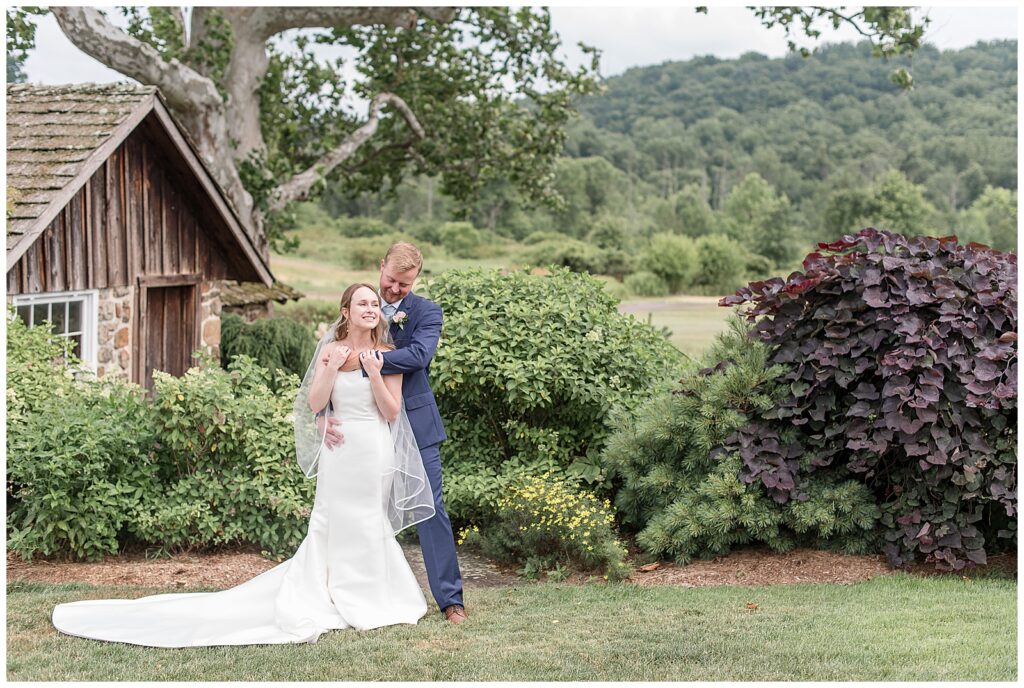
left=6, top=307, right=77, bottom=420
left=523, top=230, right=566, bottom=245
left=624, top=270, right=669, bottom=297
left=8, top=314, right=317, bottom=561
left=461, top=473, right=631, bottom=580
left=336, top=216, right=395, bottom=238
left=220, top=312, right=316, bottom=382
left=587, top=216, right=633, bottom=252
left=342, top=233, right=435, bottom=269
left=438, top=221, right=483, bottom=258
left=7, top=314, right=158, bottom=561
left=693, top=234, right=747, bottom=295
left=275, top=299, right=339, bottom=330
left=136, top=357, right=314, bottom=558
left=603, top=317, right=880, bottom=563
left=723, top=229, right=1017, bottom=570
left=404, top=220, right=442, bottom=245
left=428, top=267, right=683, bottom=523
left=522, top=237, right=608, bottom=275
left=744, top=251, right=776, bottom=280
left=645, top=233, right=698, bottom=293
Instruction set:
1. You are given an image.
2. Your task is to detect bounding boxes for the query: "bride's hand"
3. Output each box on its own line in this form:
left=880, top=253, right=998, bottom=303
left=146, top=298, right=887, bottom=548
left=359, top=349, right=384, bottom=377
left=324, top=344, right=352, bottom=370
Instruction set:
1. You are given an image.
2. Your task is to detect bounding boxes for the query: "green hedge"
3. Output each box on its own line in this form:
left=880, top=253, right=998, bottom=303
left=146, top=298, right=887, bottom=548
left=219, top=311, right=316, bottom=383
left=7, top=314, right=314, bottom=561
left=427, top=267, right=683, bottom=523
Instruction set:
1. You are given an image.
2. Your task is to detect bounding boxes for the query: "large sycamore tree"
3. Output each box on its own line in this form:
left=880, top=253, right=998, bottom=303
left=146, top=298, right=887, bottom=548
left=13, top=6, right=926, bottom=257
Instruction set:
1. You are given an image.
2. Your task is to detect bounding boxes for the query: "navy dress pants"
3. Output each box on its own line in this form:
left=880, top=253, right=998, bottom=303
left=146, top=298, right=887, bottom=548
left=416, top=443, right=464, bottom=610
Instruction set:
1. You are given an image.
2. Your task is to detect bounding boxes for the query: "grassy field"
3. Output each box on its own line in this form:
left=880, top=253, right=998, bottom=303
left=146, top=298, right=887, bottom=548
left=619, top=294, right=734, bottom=358
left=8, top=574, right=1016, bottom=681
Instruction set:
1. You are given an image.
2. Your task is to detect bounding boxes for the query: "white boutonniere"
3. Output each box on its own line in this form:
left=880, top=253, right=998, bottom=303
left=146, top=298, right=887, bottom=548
left=392, top=310, right=408, bottom=330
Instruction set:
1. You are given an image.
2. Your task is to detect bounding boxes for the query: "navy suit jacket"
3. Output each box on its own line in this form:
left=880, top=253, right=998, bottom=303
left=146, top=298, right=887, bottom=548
left=374, top=291, right=448, bottom=449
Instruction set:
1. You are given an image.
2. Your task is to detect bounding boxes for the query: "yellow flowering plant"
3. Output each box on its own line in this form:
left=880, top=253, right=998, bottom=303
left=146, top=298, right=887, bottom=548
left=463, top=473, right=631, bottom=581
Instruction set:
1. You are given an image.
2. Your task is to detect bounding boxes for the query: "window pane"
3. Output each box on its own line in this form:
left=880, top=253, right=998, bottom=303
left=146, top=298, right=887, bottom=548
left=33, top=304, right=49, bottom=327
left=16, top=305, right=31, bottom=324
left=69, top=334, right=82, bottom=358
left=68, top=300, right=82, bottom=333
left=51, top=302, right=68, bottom=334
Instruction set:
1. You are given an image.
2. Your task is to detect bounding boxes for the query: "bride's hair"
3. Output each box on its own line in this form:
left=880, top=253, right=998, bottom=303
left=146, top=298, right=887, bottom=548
left=334, top=282, right=394, bottom=350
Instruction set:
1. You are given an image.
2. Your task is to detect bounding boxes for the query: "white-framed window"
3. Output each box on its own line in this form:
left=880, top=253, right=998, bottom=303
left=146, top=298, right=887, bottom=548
left=11, top=290, right=99, bottom=368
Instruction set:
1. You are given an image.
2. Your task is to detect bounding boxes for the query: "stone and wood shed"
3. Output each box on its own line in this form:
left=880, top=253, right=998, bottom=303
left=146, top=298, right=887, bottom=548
left=6, top=83, right=300, bottom=388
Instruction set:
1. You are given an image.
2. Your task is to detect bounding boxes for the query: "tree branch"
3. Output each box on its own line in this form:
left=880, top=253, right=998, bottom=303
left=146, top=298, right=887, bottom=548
left=50, top=6, right=221, bottom=113
left=246, top=6, right=459, bottom=40
left=267, top=92, right=426, bottom=213
left=339, top=136, right=422, bottom=176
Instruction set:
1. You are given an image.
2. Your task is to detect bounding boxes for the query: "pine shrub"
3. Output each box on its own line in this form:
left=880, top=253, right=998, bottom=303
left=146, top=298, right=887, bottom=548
left=603, top=317, right=880, bottom=563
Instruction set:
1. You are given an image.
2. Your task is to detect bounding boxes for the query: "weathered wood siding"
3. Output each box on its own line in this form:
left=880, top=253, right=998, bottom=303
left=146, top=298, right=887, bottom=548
left=142, top=283, right=198, bottom=389
left=7, top=123, right=247, bottom=295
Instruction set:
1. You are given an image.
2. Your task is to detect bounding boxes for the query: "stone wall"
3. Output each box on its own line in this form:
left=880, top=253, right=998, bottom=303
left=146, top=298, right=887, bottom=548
left=96, top=282, right=223, bottom=379
left=96, top=286, right=133, bottom=379
left=16, top=281, right=229, bottom=382
left=199, top=281, right=222, bottom=360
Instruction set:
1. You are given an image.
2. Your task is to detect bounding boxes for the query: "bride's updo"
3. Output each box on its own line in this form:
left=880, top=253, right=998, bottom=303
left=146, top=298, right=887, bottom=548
left=334, top=282, right=394, bottom=350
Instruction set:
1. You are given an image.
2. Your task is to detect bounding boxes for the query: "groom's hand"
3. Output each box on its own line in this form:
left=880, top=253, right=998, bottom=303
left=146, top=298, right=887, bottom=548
left=317, top=416, right=344, bottom=448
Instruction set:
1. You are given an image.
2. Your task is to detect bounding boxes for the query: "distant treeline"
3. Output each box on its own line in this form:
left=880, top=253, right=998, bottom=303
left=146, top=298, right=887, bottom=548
left=317, top=40, right=1017, bottom=260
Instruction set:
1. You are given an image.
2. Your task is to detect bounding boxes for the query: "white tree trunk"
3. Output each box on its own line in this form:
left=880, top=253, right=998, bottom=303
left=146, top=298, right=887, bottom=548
left=51, top=6, right=263, bottom=255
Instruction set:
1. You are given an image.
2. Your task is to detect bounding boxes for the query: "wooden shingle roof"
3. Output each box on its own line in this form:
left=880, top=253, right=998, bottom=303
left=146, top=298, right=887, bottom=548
left=5, top=83, right=273, bottom=286
left=7, top=83, right=157, bottom=251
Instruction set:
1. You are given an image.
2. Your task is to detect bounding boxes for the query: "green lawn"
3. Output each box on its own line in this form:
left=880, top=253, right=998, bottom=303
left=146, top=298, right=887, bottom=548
left=619, top=295, right=734, bottom=357
left=8, top=574, right=1015, bottom=681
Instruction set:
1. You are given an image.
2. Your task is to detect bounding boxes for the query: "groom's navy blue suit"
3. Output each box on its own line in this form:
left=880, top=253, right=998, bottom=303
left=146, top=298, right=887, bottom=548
left=373, top=291, right=464, bottom=611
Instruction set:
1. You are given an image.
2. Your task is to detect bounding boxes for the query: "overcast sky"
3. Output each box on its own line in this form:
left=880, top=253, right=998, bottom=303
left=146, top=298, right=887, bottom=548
left=21, top=4, right=1021, bottom=86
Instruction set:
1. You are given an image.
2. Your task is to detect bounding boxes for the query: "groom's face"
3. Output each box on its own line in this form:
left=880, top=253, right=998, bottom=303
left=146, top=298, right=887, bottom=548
left=379, top=259, right=419, bottom=304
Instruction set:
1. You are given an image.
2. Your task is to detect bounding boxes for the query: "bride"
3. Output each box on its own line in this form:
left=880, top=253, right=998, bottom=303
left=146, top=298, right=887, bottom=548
left=51, top=283, right=436, bottom=647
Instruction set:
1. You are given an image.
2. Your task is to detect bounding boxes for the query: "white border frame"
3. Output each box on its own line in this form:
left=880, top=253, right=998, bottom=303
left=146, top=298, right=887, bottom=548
left=11, top=289, right=100, bottom=370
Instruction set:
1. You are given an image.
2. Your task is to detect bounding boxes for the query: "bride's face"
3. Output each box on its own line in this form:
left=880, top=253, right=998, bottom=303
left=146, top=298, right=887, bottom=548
left=344, top=287, right=381, bottom=331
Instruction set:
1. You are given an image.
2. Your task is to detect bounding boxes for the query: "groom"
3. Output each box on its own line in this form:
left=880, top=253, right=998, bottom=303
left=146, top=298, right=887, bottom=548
left=322, top=241, right=467, bottom=624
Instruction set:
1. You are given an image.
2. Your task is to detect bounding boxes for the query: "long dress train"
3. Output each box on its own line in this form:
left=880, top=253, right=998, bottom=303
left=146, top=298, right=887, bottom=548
left=51, top=370, right=427, bottom=647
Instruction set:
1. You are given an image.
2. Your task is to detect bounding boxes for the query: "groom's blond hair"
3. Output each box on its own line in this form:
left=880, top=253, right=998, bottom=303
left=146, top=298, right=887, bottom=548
left=383, top=241, right=423, bottom=275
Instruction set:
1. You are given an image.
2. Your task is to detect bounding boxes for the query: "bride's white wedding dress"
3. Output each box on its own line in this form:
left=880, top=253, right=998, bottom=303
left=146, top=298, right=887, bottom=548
left=52, top=370, right=428, bottom=647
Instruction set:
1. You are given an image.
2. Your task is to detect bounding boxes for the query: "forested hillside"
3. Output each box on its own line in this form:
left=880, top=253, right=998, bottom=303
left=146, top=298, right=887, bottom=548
left=313, top=40, right=1016, bottom=284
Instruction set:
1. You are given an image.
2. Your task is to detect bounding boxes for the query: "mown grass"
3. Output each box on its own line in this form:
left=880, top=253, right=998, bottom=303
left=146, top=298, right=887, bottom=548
left=8, top=574, right=1015, bottom=681
left=619, top=295, right=734, bottom=357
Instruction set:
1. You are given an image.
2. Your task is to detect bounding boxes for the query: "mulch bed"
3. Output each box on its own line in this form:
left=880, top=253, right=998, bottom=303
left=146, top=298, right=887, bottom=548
left=8, top=545, right=1016, bottom=591
left=627, top=547, right=1016, bottom=587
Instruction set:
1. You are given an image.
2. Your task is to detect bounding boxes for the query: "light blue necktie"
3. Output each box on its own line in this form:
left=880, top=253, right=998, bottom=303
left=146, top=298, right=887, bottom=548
left=382, top=303, right=397, bottom=322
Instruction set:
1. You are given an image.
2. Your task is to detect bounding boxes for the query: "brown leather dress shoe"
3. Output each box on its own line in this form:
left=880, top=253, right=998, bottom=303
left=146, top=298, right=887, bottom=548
left=443, top=604, right=468, bottom=624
